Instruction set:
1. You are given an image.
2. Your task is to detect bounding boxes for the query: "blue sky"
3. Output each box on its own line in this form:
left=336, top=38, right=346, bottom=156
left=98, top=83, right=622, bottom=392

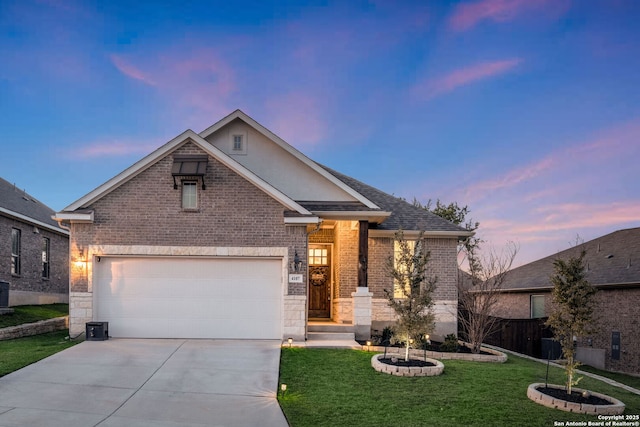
left=1, top=0, right=639, bottom=267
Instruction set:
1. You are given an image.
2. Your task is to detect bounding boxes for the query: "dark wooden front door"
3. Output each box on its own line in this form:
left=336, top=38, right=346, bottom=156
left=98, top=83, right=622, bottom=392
left=308, top=245, right=331, bottom=318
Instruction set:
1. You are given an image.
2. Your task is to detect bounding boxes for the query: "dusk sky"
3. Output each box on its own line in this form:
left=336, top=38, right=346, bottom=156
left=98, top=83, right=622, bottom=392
left=1, top=0, right=639, bottom=267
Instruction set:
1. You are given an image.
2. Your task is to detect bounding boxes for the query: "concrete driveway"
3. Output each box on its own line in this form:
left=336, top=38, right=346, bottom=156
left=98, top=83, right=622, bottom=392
left=0, top=339, right=289, bottom=427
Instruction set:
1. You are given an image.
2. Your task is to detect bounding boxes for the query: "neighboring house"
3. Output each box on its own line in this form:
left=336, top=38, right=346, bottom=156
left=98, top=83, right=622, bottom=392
left=54, top=110, right=470, bottom=341
left=0, top=177, right=69, bottom=305
left=492, top=228, right=640, bottom=374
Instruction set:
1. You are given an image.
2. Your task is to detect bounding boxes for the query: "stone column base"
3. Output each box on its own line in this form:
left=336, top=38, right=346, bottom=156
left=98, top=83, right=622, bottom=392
left=351, top=287, right=373, bottom=340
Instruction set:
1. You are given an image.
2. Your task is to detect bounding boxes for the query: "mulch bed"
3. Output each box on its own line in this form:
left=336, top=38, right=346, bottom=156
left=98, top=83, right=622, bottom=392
left=378, top=358, right=436, bottom=368
left=538, top=387, right=613, bottom=405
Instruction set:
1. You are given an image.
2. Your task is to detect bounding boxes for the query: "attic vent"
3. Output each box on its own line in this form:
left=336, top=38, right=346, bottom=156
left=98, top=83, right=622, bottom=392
left=172, top=155, right=208, bottom=190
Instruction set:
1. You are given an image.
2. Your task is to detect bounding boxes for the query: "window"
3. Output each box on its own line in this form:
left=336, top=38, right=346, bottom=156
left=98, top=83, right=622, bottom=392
left=393, top=239, right=416, bottom=298
left=42, top=237, right=50, bottom=279
left=531, top=295, right=546, bottom=318
left=182, top=181, right=198, bottom=209
left=308, top=248, right=328, bottom=266
left=232, top=134, right=243, bottom=151
left=11, top=228, right=21, bottom=275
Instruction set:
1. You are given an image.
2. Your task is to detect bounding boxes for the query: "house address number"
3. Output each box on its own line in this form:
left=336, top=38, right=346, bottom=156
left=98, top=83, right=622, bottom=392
left=288, top=274, right=304, bottom=283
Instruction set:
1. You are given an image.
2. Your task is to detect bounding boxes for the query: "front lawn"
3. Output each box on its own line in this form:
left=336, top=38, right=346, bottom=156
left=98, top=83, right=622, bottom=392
left=278, top=348, right=640, bottom=427
left=0, top=303, right=68, bottom=329
left=0, top=330, right=78, bottom=377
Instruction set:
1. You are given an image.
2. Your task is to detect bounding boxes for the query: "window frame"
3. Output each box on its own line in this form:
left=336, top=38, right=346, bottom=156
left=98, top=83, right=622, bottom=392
left=181, top=180, right=198, bottom=210
left=393, top=239, right=417, bottom=299
left=531, top=294, right=546, bottom=318
left=232, top=134, right=243, bottom=151
left=42, top=237, right=50, bottom=279
left=11, top=228, right=21, bottom=276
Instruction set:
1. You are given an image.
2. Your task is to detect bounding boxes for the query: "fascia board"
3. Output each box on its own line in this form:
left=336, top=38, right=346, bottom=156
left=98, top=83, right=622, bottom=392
left=369, top=229, right=474, bottom=239
left=0, top=207, right=70, bottom=235
left=284, top=216, right=320, bottom=224
left=52, top=211, right=94, bottom=224
left=199, top=110, right=381, bottom=210
left=312, top=211, right=392, bottom=224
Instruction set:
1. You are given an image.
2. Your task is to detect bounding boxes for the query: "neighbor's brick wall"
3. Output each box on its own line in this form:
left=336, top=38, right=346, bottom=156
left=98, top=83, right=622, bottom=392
left=494, top=288, right=640, bottom=374
left=70, top=141, right=307, bottom=294
left=0, top=215, right=69, bottom=297
left=583, top=288, right=640, bottom=374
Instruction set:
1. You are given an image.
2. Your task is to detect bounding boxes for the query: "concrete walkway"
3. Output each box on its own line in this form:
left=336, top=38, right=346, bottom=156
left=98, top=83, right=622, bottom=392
left=0, top=339, right=289, bottom=427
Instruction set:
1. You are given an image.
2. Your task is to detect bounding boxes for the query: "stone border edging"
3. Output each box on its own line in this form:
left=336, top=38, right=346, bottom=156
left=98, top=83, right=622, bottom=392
left=0, top=316, right=69, bottom=340
left=371, top=353, right=444, bottom=377
left=366, top=344, right=507, bottom=363
left=527, top=383, right=625, bottom=415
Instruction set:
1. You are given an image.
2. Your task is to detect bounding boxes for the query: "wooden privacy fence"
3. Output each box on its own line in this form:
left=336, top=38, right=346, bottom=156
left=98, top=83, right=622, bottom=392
left=460, top=315, right=556, bottom=359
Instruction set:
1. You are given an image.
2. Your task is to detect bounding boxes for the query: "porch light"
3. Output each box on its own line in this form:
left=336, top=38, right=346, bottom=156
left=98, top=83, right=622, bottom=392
left=74, top=247, right=87, bottom=268
left=290, top=251, right=303, bottom=273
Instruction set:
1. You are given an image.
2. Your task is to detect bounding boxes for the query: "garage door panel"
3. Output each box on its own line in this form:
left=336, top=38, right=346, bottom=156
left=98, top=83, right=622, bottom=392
left=94, top=257, right=283, bottom=339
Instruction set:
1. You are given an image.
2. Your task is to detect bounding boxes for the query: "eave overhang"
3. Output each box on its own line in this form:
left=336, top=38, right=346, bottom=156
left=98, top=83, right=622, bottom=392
left=52, top=211, right=94, bottom=224
left=312, top=210, right=392, bottom=224
left=284, top=216, right=321, bottom=225
left=0, top=207, right=70, bottom=236
left=369, top=229, right=474, bottom=239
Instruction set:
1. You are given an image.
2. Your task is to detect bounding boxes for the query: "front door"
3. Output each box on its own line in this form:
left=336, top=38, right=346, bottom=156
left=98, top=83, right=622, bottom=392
left=308, top=245, right=331, bottom=318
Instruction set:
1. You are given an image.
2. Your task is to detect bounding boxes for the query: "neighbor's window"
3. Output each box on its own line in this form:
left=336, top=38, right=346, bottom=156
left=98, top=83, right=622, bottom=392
left=11, top=228, right=21, bottom=275
left=393, top=239, right=416, bottom=298
left=232, top=134, right=243, bottom=151
left=42, top=237, right=50, bottom=279
left=531, top=294, right=546, bottom=318
left=182, top=181, right=198, bottom=209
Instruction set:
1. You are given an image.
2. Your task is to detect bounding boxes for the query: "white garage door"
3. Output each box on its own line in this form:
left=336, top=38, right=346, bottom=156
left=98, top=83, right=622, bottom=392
left=94, top=257, right=283, bottom=339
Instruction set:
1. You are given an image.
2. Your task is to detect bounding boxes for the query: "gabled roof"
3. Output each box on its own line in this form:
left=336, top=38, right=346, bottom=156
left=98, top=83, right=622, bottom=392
left=0, top=177, right=68, bottom=235
left=58, top=130, right=315, bottom=220
left=199, top=109, right=380, bottom=209
left=320, top=165, right=472, bottom=237
left=500, top=228, right=640, bottom=292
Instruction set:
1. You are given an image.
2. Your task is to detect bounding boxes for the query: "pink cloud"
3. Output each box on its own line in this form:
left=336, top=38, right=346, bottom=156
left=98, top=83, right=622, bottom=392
left=110, top=54, right=156, bottom=86
left=65, top=140, right=159, bottom=159
left=413, top=58, right=522, bottom=99
left=449, top=0, right=570, bottom=32
left=264, top=93, right=327, bottom=148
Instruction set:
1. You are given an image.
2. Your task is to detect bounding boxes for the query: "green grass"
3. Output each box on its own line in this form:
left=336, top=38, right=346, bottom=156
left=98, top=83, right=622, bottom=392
left=0, top=330, right=78, bottom=377
left=578, top=364, right=640, bottom=390
left=0, top=304, right=68, bottom=328
left=278, top=348, right=640, bottom=427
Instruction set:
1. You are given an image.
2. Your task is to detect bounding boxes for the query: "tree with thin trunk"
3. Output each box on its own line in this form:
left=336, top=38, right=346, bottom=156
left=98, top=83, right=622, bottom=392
left=384, top=231, right=436, bottom=362
left=546, top=249, right=597, bottom=395
left=458, top=242, right=518, bottom=354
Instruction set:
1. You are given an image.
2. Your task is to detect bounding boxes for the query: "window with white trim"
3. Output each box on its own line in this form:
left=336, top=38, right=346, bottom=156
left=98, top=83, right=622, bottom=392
left=11, top=228, right=21, bottom=275
left=42, top=237, right=50, bottom=279
left=393, top=239, right=416, bottom=298
left=182, top=181, right=198, bottom=209
left=531, top=294, right=546, bottom=318
left=232, top=134, right=243, bottom=151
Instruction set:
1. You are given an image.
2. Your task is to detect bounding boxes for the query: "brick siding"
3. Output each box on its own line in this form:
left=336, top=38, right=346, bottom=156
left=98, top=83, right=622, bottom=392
left=70, top=141, right=307, bottom=294
left=0, top=215, right=68, bottom=296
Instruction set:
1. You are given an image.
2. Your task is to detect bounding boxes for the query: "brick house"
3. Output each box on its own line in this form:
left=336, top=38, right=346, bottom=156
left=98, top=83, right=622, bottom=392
left=55, top=110, right=470, bottom=341
left=492, top=228, right=640, bottom=374
left=0, top=177, right=69, bottom=305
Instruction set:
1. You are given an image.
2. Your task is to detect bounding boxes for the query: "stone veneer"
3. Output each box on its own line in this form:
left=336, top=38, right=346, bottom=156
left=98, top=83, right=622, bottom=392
left=0, top=316, right=69, bottom=340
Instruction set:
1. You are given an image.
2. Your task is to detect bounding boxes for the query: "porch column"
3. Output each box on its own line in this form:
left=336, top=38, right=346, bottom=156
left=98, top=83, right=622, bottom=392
left=352, top=220, right=372, bottom=340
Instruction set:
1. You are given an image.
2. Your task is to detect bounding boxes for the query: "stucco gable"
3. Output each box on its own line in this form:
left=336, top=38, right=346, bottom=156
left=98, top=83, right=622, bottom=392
left=200, top=110, right=379, bottom=207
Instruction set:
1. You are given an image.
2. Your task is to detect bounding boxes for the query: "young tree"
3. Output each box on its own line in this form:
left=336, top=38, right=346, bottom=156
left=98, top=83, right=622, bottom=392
left=546, top=249, right=597, bottom=394
left=458, top=242, right=518, bottom=354
left=384, top=231, right=437, bottom=362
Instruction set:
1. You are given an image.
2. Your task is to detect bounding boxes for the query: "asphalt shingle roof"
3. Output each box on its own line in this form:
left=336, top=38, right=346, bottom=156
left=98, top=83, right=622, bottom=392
left=318, top=165, right=469, bottom=234
left=501, top=227, right=640, bottom=291
left=0, top=177, right=62, bottom=230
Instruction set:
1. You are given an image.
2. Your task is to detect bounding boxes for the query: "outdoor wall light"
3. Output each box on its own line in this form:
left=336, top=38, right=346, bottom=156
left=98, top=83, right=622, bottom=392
left=74, top=247, right=87, bottom=268
left=290, top=251, right=303, bottom=273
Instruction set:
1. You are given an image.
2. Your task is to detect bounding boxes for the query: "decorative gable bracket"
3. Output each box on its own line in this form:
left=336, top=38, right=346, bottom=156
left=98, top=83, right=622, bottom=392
left=172, top=155, right=208, bottom=190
